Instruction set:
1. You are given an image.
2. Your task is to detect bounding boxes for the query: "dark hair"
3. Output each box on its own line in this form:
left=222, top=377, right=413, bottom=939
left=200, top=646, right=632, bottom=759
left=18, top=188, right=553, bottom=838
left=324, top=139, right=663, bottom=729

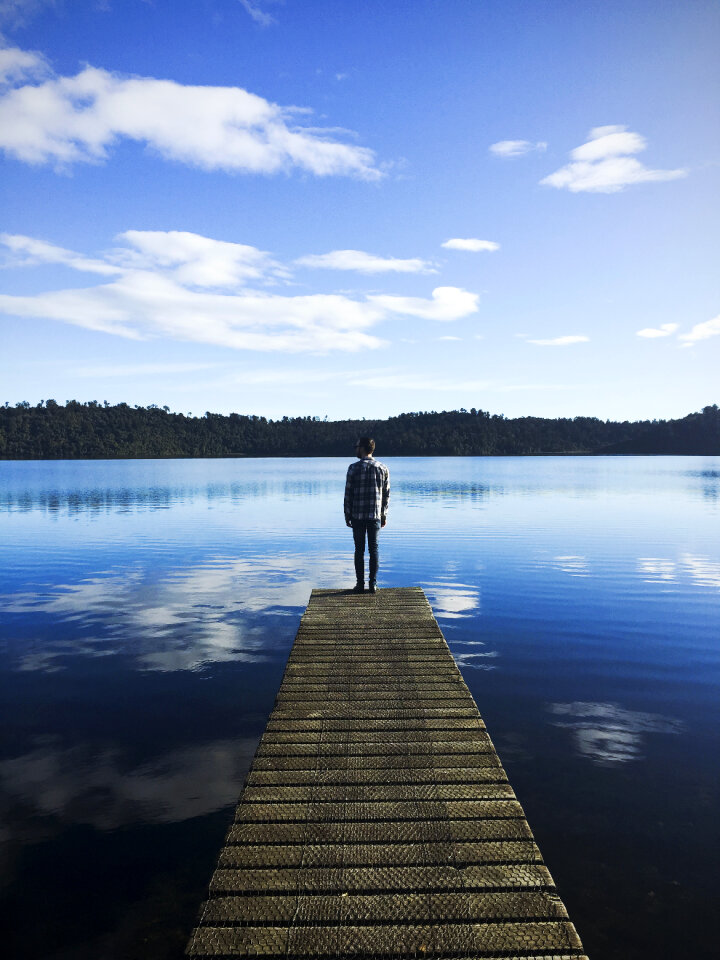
left=357, top=436, right=375, bottom=454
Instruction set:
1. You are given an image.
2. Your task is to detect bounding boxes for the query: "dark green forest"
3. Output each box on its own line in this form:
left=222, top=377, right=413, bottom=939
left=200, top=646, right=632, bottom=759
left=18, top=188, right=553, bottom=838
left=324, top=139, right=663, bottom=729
left=1, top=400, right=719, bottom=459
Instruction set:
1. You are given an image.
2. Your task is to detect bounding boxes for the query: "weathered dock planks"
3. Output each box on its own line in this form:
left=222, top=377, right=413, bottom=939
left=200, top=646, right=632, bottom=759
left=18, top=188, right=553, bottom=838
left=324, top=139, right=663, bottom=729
left=186, top=587, right=587, bottom=959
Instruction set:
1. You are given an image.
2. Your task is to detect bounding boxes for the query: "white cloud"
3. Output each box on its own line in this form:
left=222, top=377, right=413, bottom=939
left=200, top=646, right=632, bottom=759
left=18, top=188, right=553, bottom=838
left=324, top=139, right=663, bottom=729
left=0, top=276, right=388, bottom=352
left=527, top=335, right=589, bottom=346
left=0, top=231, right=484, bottom=352
left=368, top=285, right=479, bottom=321
left=541, top=125, right=687, bottom=193
left=678, top=313, right=720, bottom=346
left=0, top=49, right=380, bottom=178
left=441, top=238, right=499, bottom=253
left=0, top=43, right=48, bottom=83
left=295, top=249, right=435, bottom=274
left=115, top=230, right=288, bottom=286
left=636, top=323, right=679, bottom=338
left=238, top=0, right=276, bottom=27
left=489, top=139, right=546, bottom=157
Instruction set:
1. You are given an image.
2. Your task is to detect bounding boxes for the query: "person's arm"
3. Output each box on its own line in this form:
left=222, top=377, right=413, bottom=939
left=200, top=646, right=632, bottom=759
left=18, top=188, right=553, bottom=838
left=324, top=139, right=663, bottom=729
left=344, top=465, right=354, bottom=526
left=381, top=466, right=390, bottom=526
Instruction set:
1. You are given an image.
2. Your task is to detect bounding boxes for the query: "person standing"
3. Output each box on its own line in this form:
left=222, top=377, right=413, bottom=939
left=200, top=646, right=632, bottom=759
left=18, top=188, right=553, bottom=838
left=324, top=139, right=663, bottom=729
left=344, top=437, right=390, bottom=594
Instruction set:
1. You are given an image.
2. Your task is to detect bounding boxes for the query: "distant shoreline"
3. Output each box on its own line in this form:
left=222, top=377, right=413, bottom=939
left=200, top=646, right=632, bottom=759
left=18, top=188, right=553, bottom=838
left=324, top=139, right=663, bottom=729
left=6, top=451, right=713, bottom=462
left=2, top=401, right=719, bottom=459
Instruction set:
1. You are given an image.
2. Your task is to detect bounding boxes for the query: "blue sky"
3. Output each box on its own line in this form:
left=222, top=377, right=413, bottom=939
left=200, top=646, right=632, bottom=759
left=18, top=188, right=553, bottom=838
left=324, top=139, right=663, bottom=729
left=1, top=0, right=718, bottom=421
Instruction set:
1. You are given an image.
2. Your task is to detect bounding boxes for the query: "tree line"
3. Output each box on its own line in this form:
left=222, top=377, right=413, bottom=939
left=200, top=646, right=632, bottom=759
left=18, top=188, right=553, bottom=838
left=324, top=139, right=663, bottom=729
left=1, top=400, right=719, bottom=459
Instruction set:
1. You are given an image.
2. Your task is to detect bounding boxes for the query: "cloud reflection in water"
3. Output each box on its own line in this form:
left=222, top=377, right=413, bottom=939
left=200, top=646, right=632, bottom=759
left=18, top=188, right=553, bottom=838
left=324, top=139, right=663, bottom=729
left=1, top=552, right=350, bottom=672
left=453, top=650, right=498, bottom=671
left=0, top=737, right=259, bottom=831
left=551, top=555, right=590, bottom=576
left=637, top=553, right=720, bottom=589
left=548, top=701, right=683, bottom=764
left=422, top=581, right=480, bottom=619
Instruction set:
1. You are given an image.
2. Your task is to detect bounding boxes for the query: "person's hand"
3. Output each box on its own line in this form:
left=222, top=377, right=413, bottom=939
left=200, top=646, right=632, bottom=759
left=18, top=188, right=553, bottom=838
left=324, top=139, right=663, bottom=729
left=381, top=517, right=387, bottom=528
left=346, top=519, right=352, bottom=527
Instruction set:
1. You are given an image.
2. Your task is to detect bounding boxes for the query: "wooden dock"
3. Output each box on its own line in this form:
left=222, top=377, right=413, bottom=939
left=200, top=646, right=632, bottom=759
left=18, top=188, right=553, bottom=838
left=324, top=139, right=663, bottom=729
left=186, top=587, right=587, bottom=958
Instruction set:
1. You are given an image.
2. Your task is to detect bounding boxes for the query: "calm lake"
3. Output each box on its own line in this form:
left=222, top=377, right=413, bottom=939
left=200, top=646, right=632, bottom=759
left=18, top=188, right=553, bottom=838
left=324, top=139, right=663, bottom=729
left=1, top=456, right=719, bottom=960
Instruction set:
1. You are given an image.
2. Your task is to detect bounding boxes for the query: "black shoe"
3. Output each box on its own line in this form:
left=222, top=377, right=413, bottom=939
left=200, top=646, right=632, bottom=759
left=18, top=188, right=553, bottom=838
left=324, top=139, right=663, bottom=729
left=352, top=582, right=365, bottom=593
left=368, top=582, right=377, bottom=595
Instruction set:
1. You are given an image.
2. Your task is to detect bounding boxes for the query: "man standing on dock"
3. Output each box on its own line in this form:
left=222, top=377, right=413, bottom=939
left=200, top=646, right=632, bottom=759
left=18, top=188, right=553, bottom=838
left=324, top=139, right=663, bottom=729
left=344, top=437, right=390, bottom=595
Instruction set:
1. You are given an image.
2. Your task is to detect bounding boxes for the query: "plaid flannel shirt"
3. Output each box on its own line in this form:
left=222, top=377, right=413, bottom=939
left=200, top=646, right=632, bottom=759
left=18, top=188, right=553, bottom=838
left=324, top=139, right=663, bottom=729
left=344, top=456, right=390, bottom=522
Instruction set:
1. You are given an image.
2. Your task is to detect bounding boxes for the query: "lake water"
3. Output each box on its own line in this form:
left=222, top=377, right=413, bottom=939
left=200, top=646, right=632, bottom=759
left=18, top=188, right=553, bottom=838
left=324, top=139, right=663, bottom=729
left=1, top=456, right=719, bottom=960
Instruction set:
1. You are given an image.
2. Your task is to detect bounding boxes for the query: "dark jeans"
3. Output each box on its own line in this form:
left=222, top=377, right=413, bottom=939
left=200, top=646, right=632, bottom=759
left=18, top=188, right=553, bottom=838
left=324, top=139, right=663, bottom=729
left=351, top=519, right=381, bottom=585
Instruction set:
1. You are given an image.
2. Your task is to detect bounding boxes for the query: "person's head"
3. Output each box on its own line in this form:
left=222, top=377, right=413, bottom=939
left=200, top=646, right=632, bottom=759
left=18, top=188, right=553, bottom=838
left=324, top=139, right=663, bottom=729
left=355, top=436, right=375, bottom=458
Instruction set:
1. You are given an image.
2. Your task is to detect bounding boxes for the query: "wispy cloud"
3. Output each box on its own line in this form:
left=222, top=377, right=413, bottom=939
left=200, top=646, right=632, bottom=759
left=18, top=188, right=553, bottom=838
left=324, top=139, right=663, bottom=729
left=678, top=313, right=720, bottom=346
left=0, top=0, right=55, bottom=29
left=0, top=45, right=380, bottom=179
left=441, top=238, right=499, bottom=253
left=368, top=286, right=479, bottom=322
left=346, top=372, right=488, bottom=391
left=636, top=323, right=679, bottom=338
left=72, top=362, right=221, bottom=378
left=541, top=125, right=687, bottom=193
left=238, top=0, right=276, bottom=27
left=1, top=231, right=120, bottom=275
left=527, top=335, right=589, bottom=346
left=489, top=139, right=546, bottom=158
left=0, top=231, right=482, bottom=353
left=295, top=249, right=435, bottom=274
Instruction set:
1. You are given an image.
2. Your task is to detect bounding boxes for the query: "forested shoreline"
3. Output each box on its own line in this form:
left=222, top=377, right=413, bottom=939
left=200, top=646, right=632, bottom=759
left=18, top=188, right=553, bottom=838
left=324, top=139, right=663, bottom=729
left=1, top=400, right=719, bottom=459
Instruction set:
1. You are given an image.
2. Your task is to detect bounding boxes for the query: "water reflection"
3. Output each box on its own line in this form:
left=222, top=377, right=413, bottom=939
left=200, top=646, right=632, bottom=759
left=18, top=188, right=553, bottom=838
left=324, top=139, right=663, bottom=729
left=1, top=455, right=719, bottom=960
left=1, top=552, right=349, bottom=672
left=0, top=480, right=342, bottom=516
left=0, top=737, right=259, bottom=830
left=421, top=581, right=480, bottom=618
left=551, top=555, right=590, bottom=577
left=452, top=649, right=498, bottom=671
left=397, top=480, right=494, bottom=503
left=637, top=558, right=676, bottom=582
left=547, top=701, right=683, bottom=764
left=684, top=467, right=720, bottom=503
left=637, top=553, right=720, bottom=589
left=681, top=554, right=720, bottom=589
left=1, top=487, right=177, bottom=515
